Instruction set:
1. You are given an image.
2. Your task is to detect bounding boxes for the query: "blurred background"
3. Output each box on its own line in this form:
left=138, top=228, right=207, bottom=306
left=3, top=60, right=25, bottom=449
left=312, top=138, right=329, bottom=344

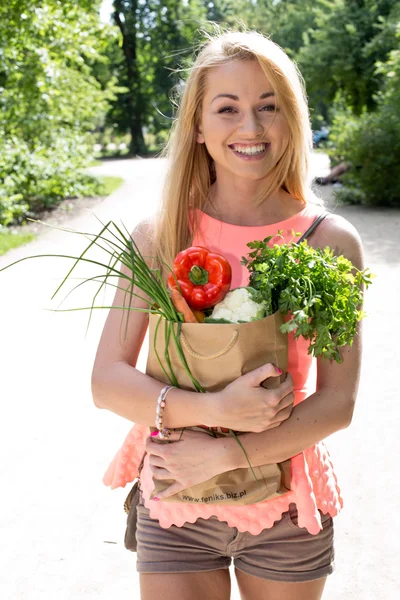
left=1, top=0, right=400, bottom=256
left=1, top=3, right=399, bottom=599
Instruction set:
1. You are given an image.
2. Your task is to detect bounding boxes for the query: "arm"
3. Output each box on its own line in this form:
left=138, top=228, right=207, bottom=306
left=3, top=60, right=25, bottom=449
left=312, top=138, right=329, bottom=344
left=213, top=214, right=365, bottom=470
left=91, top=219, right=219, bottom=429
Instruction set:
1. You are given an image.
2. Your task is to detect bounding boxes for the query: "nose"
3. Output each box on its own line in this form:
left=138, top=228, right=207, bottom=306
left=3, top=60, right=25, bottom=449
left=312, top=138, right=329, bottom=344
left=238, top=109, right=264, bottom=136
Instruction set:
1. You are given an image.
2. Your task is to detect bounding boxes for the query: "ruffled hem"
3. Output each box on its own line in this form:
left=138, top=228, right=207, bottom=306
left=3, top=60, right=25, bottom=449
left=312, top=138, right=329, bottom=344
left=102, top=423, right=149, bottom=489
left=103, top=423, right=343, bottom=536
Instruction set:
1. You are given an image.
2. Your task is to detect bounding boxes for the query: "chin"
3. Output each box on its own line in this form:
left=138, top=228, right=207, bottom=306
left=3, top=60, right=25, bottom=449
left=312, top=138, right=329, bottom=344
left=229, top=165, right=275, bottom=181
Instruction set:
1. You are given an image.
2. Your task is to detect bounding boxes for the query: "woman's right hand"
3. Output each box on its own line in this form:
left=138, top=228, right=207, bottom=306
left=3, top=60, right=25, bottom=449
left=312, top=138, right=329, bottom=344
left=214, top=363, right=295, bottom=433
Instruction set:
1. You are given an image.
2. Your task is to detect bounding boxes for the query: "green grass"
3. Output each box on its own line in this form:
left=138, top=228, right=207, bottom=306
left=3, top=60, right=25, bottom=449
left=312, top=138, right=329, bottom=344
left=87, top=159, right=102, bottom=167
left=97, top=175, right=124, bottom=196
left=0, top=230, right=36, bottom=257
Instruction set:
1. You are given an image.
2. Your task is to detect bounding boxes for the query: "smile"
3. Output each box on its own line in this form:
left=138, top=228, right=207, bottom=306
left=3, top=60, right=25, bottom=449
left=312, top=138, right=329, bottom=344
left=228, top=143, right=270, bottom=160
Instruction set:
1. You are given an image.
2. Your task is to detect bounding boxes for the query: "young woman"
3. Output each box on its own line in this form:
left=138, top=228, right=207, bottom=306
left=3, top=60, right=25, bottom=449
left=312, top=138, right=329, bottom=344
left=93, top=30, right=364, bottom=600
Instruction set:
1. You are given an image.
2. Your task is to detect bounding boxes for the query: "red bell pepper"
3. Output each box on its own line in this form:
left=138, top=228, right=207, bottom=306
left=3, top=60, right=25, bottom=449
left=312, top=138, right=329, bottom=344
left=168, top=246, right=232, bottom=311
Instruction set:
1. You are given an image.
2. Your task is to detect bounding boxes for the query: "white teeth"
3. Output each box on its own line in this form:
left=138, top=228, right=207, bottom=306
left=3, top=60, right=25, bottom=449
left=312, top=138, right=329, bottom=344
left=232, top=144, right=266, bottom=155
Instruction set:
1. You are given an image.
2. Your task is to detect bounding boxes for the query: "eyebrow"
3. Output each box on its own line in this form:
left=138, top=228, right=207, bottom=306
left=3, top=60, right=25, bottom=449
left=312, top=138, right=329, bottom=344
left=211, top=92, right=275, bottom=103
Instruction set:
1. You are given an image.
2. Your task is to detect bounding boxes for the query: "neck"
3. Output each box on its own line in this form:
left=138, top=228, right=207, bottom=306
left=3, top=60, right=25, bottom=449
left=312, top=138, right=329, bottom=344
left=204, top=174, right=302, bottom=227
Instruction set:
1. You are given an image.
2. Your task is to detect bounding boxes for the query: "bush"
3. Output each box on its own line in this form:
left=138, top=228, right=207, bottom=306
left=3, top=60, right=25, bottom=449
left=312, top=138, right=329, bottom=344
left=0, top=134, right=102, bottom=226
left=329, top=102, right=400, bottom=207
left=0, top=2, right=120, bottom=226
left=334, top=186, right=368, bottom=206
left=327, top=18, right=400, bottom=208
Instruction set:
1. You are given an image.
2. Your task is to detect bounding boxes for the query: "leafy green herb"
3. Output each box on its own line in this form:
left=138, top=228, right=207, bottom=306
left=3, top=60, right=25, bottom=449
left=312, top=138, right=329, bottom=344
left=242, top=234, right=373, bottom=363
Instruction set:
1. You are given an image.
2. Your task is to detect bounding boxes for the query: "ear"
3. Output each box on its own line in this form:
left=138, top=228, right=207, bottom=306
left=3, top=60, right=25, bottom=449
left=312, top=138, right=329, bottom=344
left=196, top=125, right=205, bottom=144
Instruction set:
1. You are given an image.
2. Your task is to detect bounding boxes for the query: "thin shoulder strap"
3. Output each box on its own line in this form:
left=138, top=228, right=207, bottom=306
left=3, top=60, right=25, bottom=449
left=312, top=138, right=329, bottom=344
left=297, top=212, right=329, bottom=244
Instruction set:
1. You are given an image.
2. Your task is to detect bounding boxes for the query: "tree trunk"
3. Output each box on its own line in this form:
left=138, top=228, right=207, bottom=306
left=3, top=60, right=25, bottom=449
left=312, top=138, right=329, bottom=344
left=113, top=0, right=146, bottom=155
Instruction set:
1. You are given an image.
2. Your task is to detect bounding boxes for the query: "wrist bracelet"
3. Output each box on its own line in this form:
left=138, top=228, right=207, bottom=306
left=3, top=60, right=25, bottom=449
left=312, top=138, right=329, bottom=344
left=156, top=385, right=175, bottom=439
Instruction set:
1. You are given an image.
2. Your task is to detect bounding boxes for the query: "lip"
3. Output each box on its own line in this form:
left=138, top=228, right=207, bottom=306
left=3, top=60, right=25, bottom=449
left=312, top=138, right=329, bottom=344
left=229, top=141, right=270, bottom=146
left=228, top=142, right=270, bottom=161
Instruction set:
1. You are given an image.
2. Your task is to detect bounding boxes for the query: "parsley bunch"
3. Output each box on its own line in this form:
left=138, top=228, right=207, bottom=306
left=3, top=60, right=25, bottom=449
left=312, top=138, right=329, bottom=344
left=241, top=235, right=373, bottom=363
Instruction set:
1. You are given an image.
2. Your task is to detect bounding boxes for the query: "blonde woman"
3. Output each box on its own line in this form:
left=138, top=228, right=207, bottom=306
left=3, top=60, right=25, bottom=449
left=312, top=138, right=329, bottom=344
left=92, top=30, right=364, bottom=600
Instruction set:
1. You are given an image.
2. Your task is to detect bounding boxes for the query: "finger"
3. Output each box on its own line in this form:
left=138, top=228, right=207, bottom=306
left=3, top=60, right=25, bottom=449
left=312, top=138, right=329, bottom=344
left=148, top=454, right=167, bottom=467
left=145, top=436, right=167, bottom=456
left=276, top=390, right=295, bottom=412
left=153, top=481, right=185, bottom=500
left=271, top=374, right=294, bottom=402
left=274, top=402, right=294, bottom=424
left=247, top=363, right=283, bottom=387
left=145, top=430, right=182, bottom=454
left=150, top=465, right=172, bottom=480
left=281, top=372, right=294, bottom=393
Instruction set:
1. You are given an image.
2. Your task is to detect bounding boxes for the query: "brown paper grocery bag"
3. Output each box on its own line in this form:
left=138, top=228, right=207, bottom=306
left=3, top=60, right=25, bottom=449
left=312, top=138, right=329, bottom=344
left=146, top=311, right=291, bottom=505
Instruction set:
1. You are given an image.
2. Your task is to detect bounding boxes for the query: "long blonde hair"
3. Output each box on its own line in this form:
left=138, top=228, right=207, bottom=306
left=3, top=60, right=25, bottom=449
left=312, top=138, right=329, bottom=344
left=153, top=29, right=315, bottom=281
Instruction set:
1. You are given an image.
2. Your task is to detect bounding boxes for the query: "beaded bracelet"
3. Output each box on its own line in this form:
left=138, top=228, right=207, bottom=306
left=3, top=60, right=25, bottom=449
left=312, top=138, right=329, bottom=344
left=156, top=385, right=175, bottom=439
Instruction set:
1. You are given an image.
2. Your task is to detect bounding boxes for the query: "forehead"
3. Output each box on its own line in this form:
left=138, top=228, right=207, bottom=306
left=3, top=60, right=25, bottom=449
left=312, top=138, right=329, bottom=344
left=203, top=60, right=273, bottom=101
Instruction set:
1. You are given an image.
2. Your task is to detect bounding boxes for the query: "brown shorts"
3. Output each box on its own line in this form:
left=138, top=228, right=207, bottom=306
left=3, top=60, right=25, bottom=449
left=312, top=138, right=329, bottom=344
left=136, top=499, right=334, bottom=583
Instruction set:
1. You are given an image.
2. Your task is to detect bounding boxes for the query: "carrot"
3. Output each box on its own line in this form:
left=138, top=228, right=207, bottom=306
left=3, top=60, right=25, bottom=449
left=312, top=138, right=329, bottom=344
left=193, top=310, right=206, bottom=323
left=170, top=286, right=198, bottom=323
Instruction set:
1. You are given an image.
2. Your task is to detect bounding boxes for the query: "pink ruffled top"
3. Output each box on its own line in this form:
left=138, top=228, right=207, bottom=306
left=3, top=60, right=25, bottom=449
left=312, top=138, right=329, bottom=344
left=103, top=202, right=343, bottom=535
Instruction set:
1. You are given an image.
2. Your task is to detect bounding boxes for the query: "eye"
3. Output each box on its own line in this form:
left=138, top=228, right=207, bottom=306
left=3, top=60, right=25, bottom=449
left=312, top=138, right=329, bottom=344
left=217, top=105, right=279, bottom=114
left=261, top=105, right=279, bottom=112
left=217, top=106, right=237, bottom=114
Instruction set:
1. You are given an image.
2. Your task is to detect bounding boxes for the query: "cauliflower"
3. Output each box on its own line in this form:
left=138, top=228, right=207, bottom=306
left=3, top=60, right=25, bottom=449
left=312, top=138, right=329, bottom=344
left=205, top=287, right=267, bottom=323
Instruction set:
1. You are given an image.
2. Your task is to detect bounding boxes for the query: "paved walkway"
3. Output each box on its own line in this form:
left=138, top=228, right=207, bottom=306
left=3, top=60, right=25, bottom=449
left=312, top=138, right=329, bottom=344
left=0, top=155, right=398, bottom=599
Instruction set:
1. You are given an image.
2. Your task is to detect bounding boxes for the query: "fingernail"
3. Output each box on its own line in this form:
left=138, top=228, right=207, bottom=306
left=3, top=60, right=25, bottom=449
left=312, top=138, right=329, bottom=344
left=150, top=431, right=159, bottom=437
left=153, top=497, right=159, bottom=502
left=276, top=367, right=283, bottom=375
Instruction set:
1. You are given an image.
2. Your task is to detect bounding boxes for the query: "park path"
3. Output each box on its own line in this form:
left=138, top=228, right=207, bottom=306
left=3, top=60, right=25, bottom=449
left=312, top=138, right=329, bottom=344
left=0, top=155, right=398, bottom=599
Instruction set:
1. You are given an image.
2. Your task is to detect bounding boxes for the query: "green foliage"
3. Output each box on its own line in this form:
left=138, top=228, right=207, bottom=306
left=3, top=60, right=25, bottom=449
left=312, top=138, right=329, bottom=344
left=0, top=230, right=36, bottom=257
left=333, top=186, right=368, bottom=206
left=330, top=107, right=400, bottom=207
left=242, top=236, right=373, bottom=362
left=0, top=135, right=102, bottom=225
left=206, top=0, right=253, bottom=27
left=328, top=5, right=400, bottom=206
left=2, top=0, right=398, bottom=213
left=248, top=0, right=317, bottom=56
left=297, top=0, right=395, bottom=117
left=0, top=1, right=121, bottom=226
left=0, top=1, right=119, bottom=143
left=109, top=0, right=208, bottom=152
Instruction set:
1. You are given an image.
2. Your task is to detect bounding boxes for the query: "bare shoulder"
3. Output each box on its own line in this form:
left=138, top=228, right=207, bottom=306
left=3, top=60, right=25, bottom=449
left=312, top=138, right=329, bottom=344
left=310, top=211, right=364, bottom=270
left=130, top=216, right=157, bottom=254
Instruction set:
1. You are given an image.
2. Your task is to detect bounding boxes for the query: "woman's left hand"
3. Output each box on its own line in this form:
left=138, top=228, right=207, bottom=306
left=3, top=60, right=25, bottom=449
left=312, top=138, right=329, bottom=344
left=145, top=429, right=227, bottom=500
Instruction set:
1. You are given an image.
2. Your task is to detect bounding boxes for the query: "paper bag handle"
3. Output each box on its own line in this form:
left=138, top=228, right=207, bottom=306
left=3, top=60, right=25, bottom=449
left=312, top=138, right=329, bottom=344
left=180, top=330, right=239, bottom=360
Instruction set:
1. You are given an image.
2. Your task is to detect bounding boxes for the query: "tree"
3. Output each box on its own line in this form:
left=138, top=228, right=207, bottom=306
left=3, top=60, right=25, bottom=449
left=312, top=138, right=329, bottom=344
left=110, top=0, right=206, bottom=155
left=0, top=1, right=118, bottom=145
left=329, top=2, right=400, bottom=206
left=247, top=0, right=317, bottom=56
left=112, top=1, right=147, bottom=154
left=297, top=0, right=396, bottom=117
left=0, top=1, right=119, bottom=225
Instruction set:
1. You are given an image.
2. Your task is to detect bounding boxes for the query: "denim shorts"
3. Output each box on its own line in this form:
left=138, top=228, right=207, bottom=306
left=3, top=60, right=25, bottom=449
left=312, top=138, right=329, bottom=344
left=136, top=498, right=334, bottom=583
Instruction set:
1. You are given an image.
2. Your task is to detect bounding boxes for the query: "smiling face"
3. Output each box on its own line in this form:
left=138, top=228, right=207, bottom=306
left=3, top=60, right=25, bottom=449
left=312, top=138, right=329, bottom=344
left=197, top=59, right=290, bottom=183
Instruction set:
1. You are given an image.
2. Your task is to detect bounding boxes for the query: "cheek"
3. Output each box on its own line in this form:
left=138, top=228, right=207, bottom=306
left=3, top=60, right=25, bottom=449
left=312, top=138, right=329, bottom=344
left=275, top=116, right=290, bottom=140
left=265, top=116, right=290, bottom=148
left=202, top=114, right=233, bottom=143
